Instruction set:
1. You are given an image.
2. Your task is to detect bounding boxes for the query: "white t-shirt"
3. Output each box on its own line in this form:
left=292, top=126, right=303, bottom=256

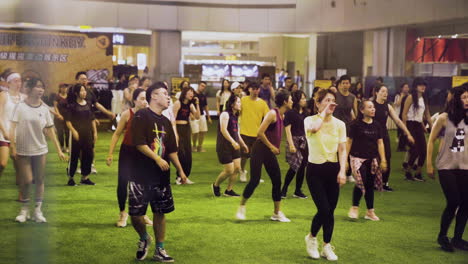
left=11, top=102, right=54, bottom=156
left=216, top=90, right=232, bottom=108
left=0, top=92, right=25, bottom=142
left=407, top=96, right=425, bottom=123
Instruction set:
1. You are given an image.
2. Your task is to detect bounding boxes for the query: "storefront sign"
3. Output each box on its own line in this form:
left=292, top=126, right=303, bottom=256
left=0, top=29, right=113, bottom=93
left=452, top=76, right=468, bottom=87
left=313, top=80, right=332, bottom=89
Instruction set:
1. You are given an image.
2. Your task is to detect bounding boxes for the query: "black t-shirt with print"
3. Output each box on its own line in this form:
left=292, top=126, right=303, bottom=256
left=131, top=108, right=178, bottom=185
left=349, top=119, right=383, bottom=159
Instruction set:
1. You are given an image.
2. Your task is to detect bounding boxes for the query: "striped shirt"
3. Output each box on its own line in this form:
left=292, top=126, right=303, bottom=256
left=11, top=102, right=54, bottom=156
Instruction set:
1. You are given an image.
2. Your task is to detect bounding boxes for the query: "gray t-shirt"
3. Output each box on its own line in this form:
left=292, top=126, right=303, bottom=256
left=334, top=90, right=355, bottom=132
left=11, top=102, right=54, bottom=156
left=436, top=119, right=467, bottom=170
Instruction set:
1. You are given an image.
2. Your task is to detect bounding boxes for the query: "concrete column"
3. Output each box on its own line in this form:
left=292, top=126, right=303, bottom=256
left=388, top=27, right=407, bottom=77
left=152, top=31, right=182, bottom=83
left=306, top=34, right=317, bottom=97
left=372, top=29, right=389, bottom=77
left=363, top=31, right=374, bottom=77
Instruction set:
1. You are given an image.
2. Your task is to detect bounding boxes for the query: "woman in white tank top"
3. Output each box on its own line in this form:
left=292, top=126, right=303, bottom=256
left=0, top=72, right=25, bottom=179
left=402, top=78, right=433, bottom=181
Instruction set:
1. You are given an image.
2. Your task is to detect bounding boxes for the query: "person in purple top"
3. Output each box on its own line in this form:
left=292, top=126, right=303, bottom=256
left=258, top=73, right=276, bottom=108
left=236, top=90, right=293, bottom=222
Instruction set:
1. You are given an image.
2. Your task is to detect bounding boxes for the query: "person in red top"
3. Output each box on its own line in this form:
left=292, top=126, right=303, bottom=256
left=107, top=88, right=152, bottom=227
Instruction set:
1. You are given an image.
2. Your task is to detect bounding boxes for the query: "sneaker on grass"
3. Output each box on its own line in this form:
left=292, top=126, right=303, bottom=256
left=305, top=234, right=320, bottom=259
left=67, top=178, right=77, bottom=186
left=116, top=211, right=128, bottom=227
left=270, top=211, right=291, bottom=222
left=321, top=244, right=338, bottom=261
left=437, top=236, right=454, bottom=252
left=239, top=170, right=247, bottom=182
left=236, top=206, right=246, bottom=220
left=153, top=247, right=174, bottom=262
left=224, top=189, right=240, bottom=197
left=347, top=176, right=355, bottom=183
left=212, top=184, right=221, bottom=197
left=185, top=178, right=195, bottom=185
left=32, top=208, right=47, bottom=223
left=383, top=185, right=394, bottom=192
left=80, top=178, right=95, bottom=185
left=15, top=208, right=30, bottom=223
left=452, top=238, right=468, bottom=251
left=293, top=191, right=308, bottom=199
left=136, top=238, right=151, bottom=261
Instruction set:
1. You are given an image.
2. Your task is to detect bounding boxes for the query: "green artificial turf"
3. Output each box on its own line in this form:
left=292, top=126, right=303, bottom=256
left=0, top=122, right=466, bottom=264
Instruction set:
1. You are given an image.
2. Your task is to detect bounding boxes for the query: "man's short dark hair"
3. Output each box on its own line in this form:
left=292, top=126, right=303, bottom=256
left=199, top=81, right=207, bottom=85
left=337, top=75, right=351, bottom=85
left=377, top=76, right=384, bottom=82
left=261, top=73, right=270, bottom=80
left=146, top=81, right=167, bottom=103
left=275, top=90, right=290, bottom=107
left=75, top=71, right=87, bottom=80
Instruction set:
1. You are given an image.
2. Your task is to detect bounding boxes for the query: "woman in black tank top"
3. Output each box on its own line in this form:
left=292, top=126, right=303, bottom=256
left=212, top=94, right=248, bottom=197
left=373, top=84, right=414, bottom=191
left=173, top=87, right=200, bottom=184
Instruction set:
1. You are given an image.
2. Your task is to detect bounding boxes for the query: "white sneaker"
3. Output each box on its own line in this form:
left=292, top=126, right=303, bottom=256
left=15, top=208, right=30, bottom=223
left=321, top=244, right=338, bottom=261
left=116, top=211, right=128, bottom=227
left=259, top=179, right=265, bottom=183
left=76, top=168, right=81, bottom=174
left=240, top=170, right=247, bottom=182
left=348, top=206, right=359, bottom=219
left=175, top=178, right=182, bottom=185
left=305, top=234, right=320, bottom=259
left=91, top=164, right=98, bottom=174
left=185, top=178, right=195, bottom=185
left=236, top=206, right=246, bottom=220
left=270, top=211, right=291, bottom=222
left=32, top=208, right=47, bottom=223
left=347, top=176, right=355, bottom=183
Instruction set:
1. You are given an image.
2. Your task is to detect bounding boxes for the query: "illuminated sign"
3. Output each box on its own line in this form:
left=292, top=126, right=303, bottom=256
left=113, top=34, right=125, bottom=45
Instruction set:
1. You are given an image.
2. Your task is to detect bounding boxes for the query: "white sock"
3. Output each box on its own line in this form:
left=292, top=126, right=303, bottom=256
left=35, top=200, right=43, bottom=211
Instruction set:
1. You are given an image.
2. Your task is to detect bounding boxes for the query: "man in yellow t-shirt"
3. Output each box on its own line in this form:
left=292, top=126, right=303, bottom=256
left=239, top=82, right=270, bottom=182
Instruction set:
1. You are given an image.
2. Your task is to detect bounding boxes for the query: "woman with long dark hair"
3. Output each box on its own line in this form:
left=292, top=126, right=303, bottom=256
left=402, top=78, right=433, bottom=181
left=53, top=83, right=70, bottom=153
left=395, top=83, right=410, bottom=151
left=212, top=94, right=248, bottom=197
left=65, top=84, right=97, bottom=186
left=347, top=100, right=387, bottom=221
left=11, top=78, right=66, bottom=222
left=303, top=89, right=347, bottom=261
left=216, top=79, right=232, bottom=115
left=281, top=90, right=308, bottom=199
left=236, top=90, right=293, bottom=222
left=427, top=84, right=468, bottom=252
left=107, top=88, right=153, bottom=227
left=373, top=84, right=414, bottom=191
left=173, top=87, right=200, bottom=184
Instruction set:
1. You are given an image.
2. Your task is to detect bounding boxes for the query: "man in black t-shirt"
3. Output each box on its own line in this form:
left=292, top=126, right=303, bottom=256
left=190, top=81, right=212, bottom=152
left=129, top=82, right=187, bottom=262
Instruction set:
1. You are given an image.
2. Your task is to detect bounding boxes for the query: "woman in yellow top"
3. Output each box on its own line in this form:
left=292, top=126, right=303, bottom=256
left=303, top=89, right=347, bottom=261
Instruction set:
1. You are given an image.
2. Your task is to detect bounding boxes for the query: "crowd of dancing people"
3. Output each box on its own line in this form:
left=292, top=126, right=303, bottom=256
left=0, top=69, right=466, bottom=262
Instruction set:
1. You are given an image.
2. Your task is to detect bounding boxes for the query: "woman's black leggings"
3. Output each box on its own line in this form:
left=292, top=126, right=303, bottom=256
left=55, top=118, right=69, bottom=149
left=242, top=141, right=282, bottom=202
left=68, top=136, right=94, bottom=177
left=407, top=121, right=426, bottom=167
left=282, top=147, right=307, bottom=194
left=307, top=162, right=340, bottom=243
left=382, top=134, right=391, bottom=184
left=352, top=159, right=376, bottom=209
left=176, top=124, right=192, bottom=178
left=117, top=144, right=135, bottom=212
left=438, top=169, right=468, bottom=240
